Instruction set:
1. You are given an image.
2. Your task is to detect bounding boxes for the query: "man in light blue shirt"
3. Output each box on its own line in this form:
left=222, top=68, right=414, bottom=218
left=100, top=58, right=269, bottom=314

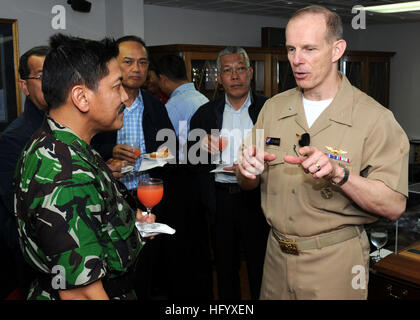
left=215, top=92, right=253, bottom=184
left=157, top=55, right=208, bottom=161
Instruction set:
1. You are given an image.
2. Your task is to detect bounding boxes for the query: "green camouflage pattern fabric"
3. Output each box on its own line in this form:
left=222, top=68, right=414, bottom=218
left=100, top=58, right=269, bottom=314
left=14, top=117, right=143, bottom=300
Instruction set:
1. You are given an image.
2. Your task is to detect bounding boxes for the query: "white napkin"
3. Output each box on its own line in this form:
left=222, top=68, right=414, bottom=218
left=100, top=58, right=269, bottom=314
left=120, top=165, right=134, bottom=174
left=370, top=248, right=393, bottom=258
left=138, top=158, right=168, bottom=172
left=210, top=164, right=236, bottom=174
left=135, top=222, right=176, bottom=238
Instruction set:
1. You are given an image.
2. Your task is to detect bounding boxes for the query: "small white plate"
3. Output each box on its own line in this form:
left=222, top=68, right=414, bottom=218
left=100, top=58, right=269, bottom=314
left=121, top=165, right=134, bottom=174
left=210, top=165, right=236, bottom=174
left=142, top=153, right=174, bottom=161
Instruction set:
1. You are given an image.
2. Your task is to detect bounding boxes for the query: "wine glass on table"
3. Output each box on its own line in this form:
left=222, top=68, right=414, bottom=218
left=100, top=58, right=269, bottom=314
left=137, top=178, right=164, bottom=217
left=370, top=228, right=388, bottom=263
left=218, top=135, right=228, bottom=164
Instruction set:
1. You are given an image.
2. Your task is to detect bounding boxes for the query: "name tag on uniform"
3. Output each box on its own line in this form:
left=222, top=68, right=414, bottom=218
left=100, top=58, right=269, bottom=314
left=266, top=137, right=280, bottom=146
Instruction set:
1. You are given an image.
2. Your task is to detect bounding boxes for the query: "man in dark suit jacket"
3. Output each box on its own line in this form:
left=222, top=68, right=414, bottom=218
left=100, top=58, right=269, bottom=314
left=189, top=47, right=269, bottom=300
left=0, top=46, right=49, bottom=299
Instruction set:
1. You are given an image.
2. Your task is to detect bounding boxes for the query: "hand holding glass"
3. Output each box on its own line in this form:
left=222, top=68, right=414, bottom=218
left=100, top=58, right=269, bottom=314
left=218, top=136, right=228, bottom=164
left=137, top=178, right=164, bottom=218
left=129, top=142, right=141, bottom=159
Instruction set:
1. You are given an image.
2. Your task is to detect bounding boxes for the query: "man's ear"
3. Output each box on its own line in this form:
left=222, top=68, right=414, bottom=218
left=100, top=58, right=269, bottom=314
left=158, top=74, right=170, bottom=92
left=70, top=85, right=90, bottom=113
left=217, top=72, right=222, bottom=85
left=248, top=66, right=254, bottom=80
left=332, top=39, right=347, bottom=63
left=18, top=79, right=29, bottom=96
left=159, top=74, right=167, bottom=85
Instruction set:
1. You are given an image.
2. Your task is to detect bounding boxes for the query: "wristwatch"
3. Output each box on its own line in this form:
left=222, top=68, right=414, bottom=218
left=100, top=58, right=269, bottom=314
left=331, top=166, right=349, bottom=186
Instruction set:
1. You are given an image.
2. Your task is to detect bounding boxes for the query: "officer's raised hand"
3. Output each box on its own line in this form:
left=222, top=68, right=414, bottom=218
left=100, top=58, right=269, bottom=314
left=284, top=145, right=344, bottom=183
left=238, top=145, right=276, bottom=180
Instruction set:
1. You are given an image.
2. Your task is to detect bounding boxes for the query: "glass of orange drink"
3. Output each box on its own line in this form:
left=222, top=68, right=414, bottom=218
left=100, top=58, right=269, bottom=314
left=137, top=178, right=164, bottom=217
left=218, top=135, right=228, bottom=164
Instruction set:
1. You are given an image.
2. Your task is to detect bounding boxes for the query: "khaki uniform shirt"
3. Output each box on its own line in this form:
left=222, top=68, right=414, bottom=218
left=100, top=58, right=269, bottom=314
left=250, top=75, right=409, bottom=237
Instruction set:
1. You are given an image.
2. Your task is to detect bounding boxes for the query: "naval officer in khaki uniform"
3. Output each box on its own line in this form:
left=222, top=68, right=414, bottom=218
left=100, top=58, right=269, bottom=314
left=236, top=5, right=409, bottom=300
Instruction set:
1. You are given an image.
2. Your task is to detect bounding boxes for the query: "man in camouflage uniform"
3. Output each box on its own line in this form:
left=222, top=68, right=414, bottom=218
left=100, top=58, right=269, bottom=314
left=14, top=34, right=153, bottom=300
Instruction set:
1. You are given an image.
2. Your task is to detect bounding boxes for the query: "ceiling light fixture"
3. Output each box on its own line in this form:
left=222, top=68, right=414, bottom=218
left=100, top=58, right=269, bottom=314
left=355, top=1, right=420, bottom=14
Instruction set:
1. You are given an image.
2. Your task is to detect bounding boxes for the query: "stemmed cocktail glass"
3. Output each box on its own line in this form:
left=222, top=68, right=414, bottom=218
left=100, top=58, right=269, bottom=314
left=137, top=178, right=164, bottom=217
left=370, top=228, right=388, bottom=263
left=218, top=135, right=228, bottom=164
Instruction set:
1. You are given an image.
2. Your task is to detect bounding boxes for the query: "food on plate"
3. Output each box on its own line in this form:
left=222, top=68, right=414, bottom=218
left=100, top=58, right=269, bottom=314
left=150, top=150, right=169, bottom=158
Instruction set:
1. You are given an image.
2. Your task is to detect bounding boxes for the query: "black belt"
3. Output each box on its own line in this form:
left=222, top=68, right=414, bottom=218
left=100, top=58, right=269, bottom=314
left=215, top=182, right=242, bottom=194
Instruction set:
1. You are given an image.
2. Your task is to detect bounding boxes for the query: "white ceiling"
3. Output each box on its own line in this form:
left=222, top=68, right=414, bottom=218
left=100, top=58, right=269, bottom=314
left=144, top=0, right=420, bottom=23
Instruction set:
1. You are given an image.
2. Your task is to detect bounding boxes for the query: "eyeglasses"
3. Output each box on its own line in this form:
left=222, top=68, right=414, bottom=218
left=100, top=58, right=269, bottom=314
left=25, top=74, right=42, bottom=81
left=123, top=59, right=149, bottom=67
left=293, top=133, right=310, bottom=156
left=221, top=66, right=248, bottom=76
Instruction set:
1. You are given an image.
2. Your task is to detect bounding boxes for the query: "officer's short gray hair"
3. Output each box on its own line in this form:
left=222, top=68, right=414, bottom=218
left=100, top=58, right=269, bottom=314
left=290, top=5, right=343, bottom=42
left=216, top=46, right=250, bottom=72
